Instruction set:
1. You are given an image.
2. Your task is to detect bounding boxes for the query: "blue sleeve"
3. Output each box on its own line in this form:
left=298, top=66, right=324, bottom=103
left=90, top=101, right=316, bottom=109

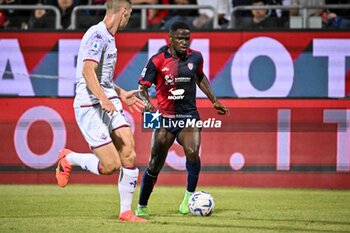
left=139, top=58, right=158, bottom=87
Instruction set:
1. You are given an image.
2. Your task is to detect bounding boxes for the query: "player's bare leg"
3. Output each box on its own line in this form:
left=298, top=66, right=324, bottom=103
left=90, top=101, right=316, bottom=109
left=136, top=128, right=176, bottom=217
left=112, top=126, right=146, bottom=222
left=55, top=143, right=119, bottom=187
left=176, top=127, right=201, bottom=215
left=56, top=140, right=145, bottom=222
left=57, top=144, right=121, bottom=177
left=93, top=143, right=121, bottom=174
left=93, top=143, right=146, bottom=222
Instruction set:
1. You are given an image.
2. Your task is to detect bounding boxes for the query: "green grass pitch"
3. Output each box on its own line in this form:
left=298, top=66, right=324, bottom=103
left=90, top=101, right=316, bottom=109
left=0, top=185, right=349, bottom=233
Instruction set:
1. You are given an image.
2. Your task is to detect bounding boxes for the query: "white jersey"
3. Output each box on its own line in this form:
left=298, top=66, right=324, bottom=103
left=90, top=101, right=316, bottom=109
left=74, top=21, right=118, bottom=107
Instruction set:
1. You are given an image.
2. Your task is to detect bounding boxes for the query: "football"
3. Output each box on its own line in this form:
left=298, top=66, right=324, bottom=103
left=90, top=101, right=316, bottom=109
left=188, top=191, right=215, bottom=216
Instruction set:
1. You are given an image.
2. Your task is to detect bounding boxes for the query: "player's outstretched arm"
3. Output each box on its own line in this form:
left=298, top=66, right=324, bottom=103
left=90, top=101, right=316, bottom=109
left=138, top=84, right=155, bottom=112
left=196, top=74, right=228, bottom=115
left=114, top=84, right=145, bottom=113
left=82, top=61, right=116, bottom=114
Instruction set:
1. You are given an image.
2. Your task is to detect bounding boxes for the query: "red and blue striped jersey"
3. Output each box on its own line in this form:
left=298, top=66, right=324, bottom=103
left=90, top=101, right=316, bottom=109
left=139, top=46, right=204, bottom=117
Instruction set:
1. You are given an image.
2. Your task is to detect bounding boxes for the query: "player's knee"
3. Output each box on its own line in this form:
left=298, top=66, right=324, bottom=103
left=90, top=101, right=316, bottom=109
left=101, top=162, right=119, bottom=175
left=184, top=147, right=200, bottom=162
left=148, top=166, right=161, bottom=176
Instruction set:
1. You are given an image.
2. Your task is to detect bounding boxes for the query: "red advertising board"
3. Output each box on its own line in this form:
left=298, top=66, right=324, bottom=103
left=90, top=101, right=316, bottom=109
left=0, top=98, right=349, bottom=188
left=1, top=31, right=350, bottom=98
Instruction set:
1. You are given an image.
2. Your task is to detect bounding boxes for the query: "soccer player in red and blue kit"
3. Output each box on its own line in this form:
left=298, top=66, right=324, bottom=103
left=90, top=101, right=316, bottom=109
left=135, top=22, right=228, bottom=216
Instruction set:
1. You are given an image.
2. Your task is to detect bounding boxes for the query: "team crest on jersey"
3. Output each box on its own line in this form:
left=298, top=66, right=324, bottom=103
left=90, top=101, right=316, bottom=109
left=164, top=74, right=174, bottom=85
left=187, top=63, right=193, bottom=70
left=100, top=133, right=108, bottom=140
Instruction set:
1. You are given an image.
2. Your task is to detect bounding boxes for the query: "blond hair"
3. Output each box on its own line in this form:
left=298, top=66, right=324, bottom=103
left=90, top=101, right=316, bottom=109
left=105, top=0, right=131, bottom=12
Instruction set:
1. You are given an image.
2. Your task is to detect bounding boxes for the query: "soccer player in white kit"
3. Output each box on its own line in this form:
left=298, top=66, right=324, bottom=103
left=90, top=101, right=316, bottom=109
left=55, top=0, right=146, bottom=222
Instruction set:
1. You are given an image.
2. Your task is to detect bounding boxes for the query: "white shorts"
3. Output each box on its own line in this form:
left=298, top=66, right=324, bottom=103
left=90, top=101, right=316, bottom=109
left=74, top=98, right=130, bottom=149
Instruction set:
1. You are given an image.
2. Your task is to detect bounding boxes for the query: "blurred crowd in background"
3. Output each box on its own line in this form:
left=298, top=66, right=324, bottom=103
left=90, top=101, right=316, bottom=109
left=0, top=0, right=349, bottom=30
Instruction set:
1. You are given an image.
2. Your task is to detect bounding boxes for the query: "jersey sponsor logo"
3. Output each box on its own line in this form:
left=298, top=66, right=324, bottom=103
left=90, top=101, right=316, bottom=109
left=107, top=53, right=116, bottom=59
left=165, top=74, right=175, bottom=85
left=175, top=77, right=191, bottom=83
left=168, top=88, right=185, bottom=100
left=187, top=62, right=193, bottom=70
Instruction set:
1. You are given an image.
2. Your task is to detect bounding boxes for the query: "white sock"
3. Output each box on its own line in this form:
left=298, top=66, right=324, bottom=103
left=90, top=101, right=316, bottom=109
left=66, top=152, right=100, bottom=175
left=118, top=167, right=139, bottom=214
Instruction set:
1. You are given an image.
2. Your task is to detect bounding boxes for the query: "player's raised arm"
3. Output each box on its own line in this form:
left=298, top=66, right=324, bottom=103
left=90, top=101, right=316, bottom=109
left=82, top=60, right=116, bottom=114
left=138, top=84, right=155, bottom=112
left=196, top=74, right=228, bottom=115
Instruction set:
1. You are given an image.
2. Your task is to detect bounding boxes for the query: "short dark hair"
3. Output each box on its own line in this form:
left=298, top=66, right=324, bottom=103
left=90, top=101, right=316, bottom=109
left=169, top=22, right=190, bottom=33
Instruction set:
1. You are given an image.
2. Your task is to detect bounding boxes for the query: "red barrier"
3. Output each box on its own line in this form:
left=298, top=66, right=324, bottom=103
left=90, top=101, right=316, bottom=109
left=0, top=98, right=349, bottom=188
